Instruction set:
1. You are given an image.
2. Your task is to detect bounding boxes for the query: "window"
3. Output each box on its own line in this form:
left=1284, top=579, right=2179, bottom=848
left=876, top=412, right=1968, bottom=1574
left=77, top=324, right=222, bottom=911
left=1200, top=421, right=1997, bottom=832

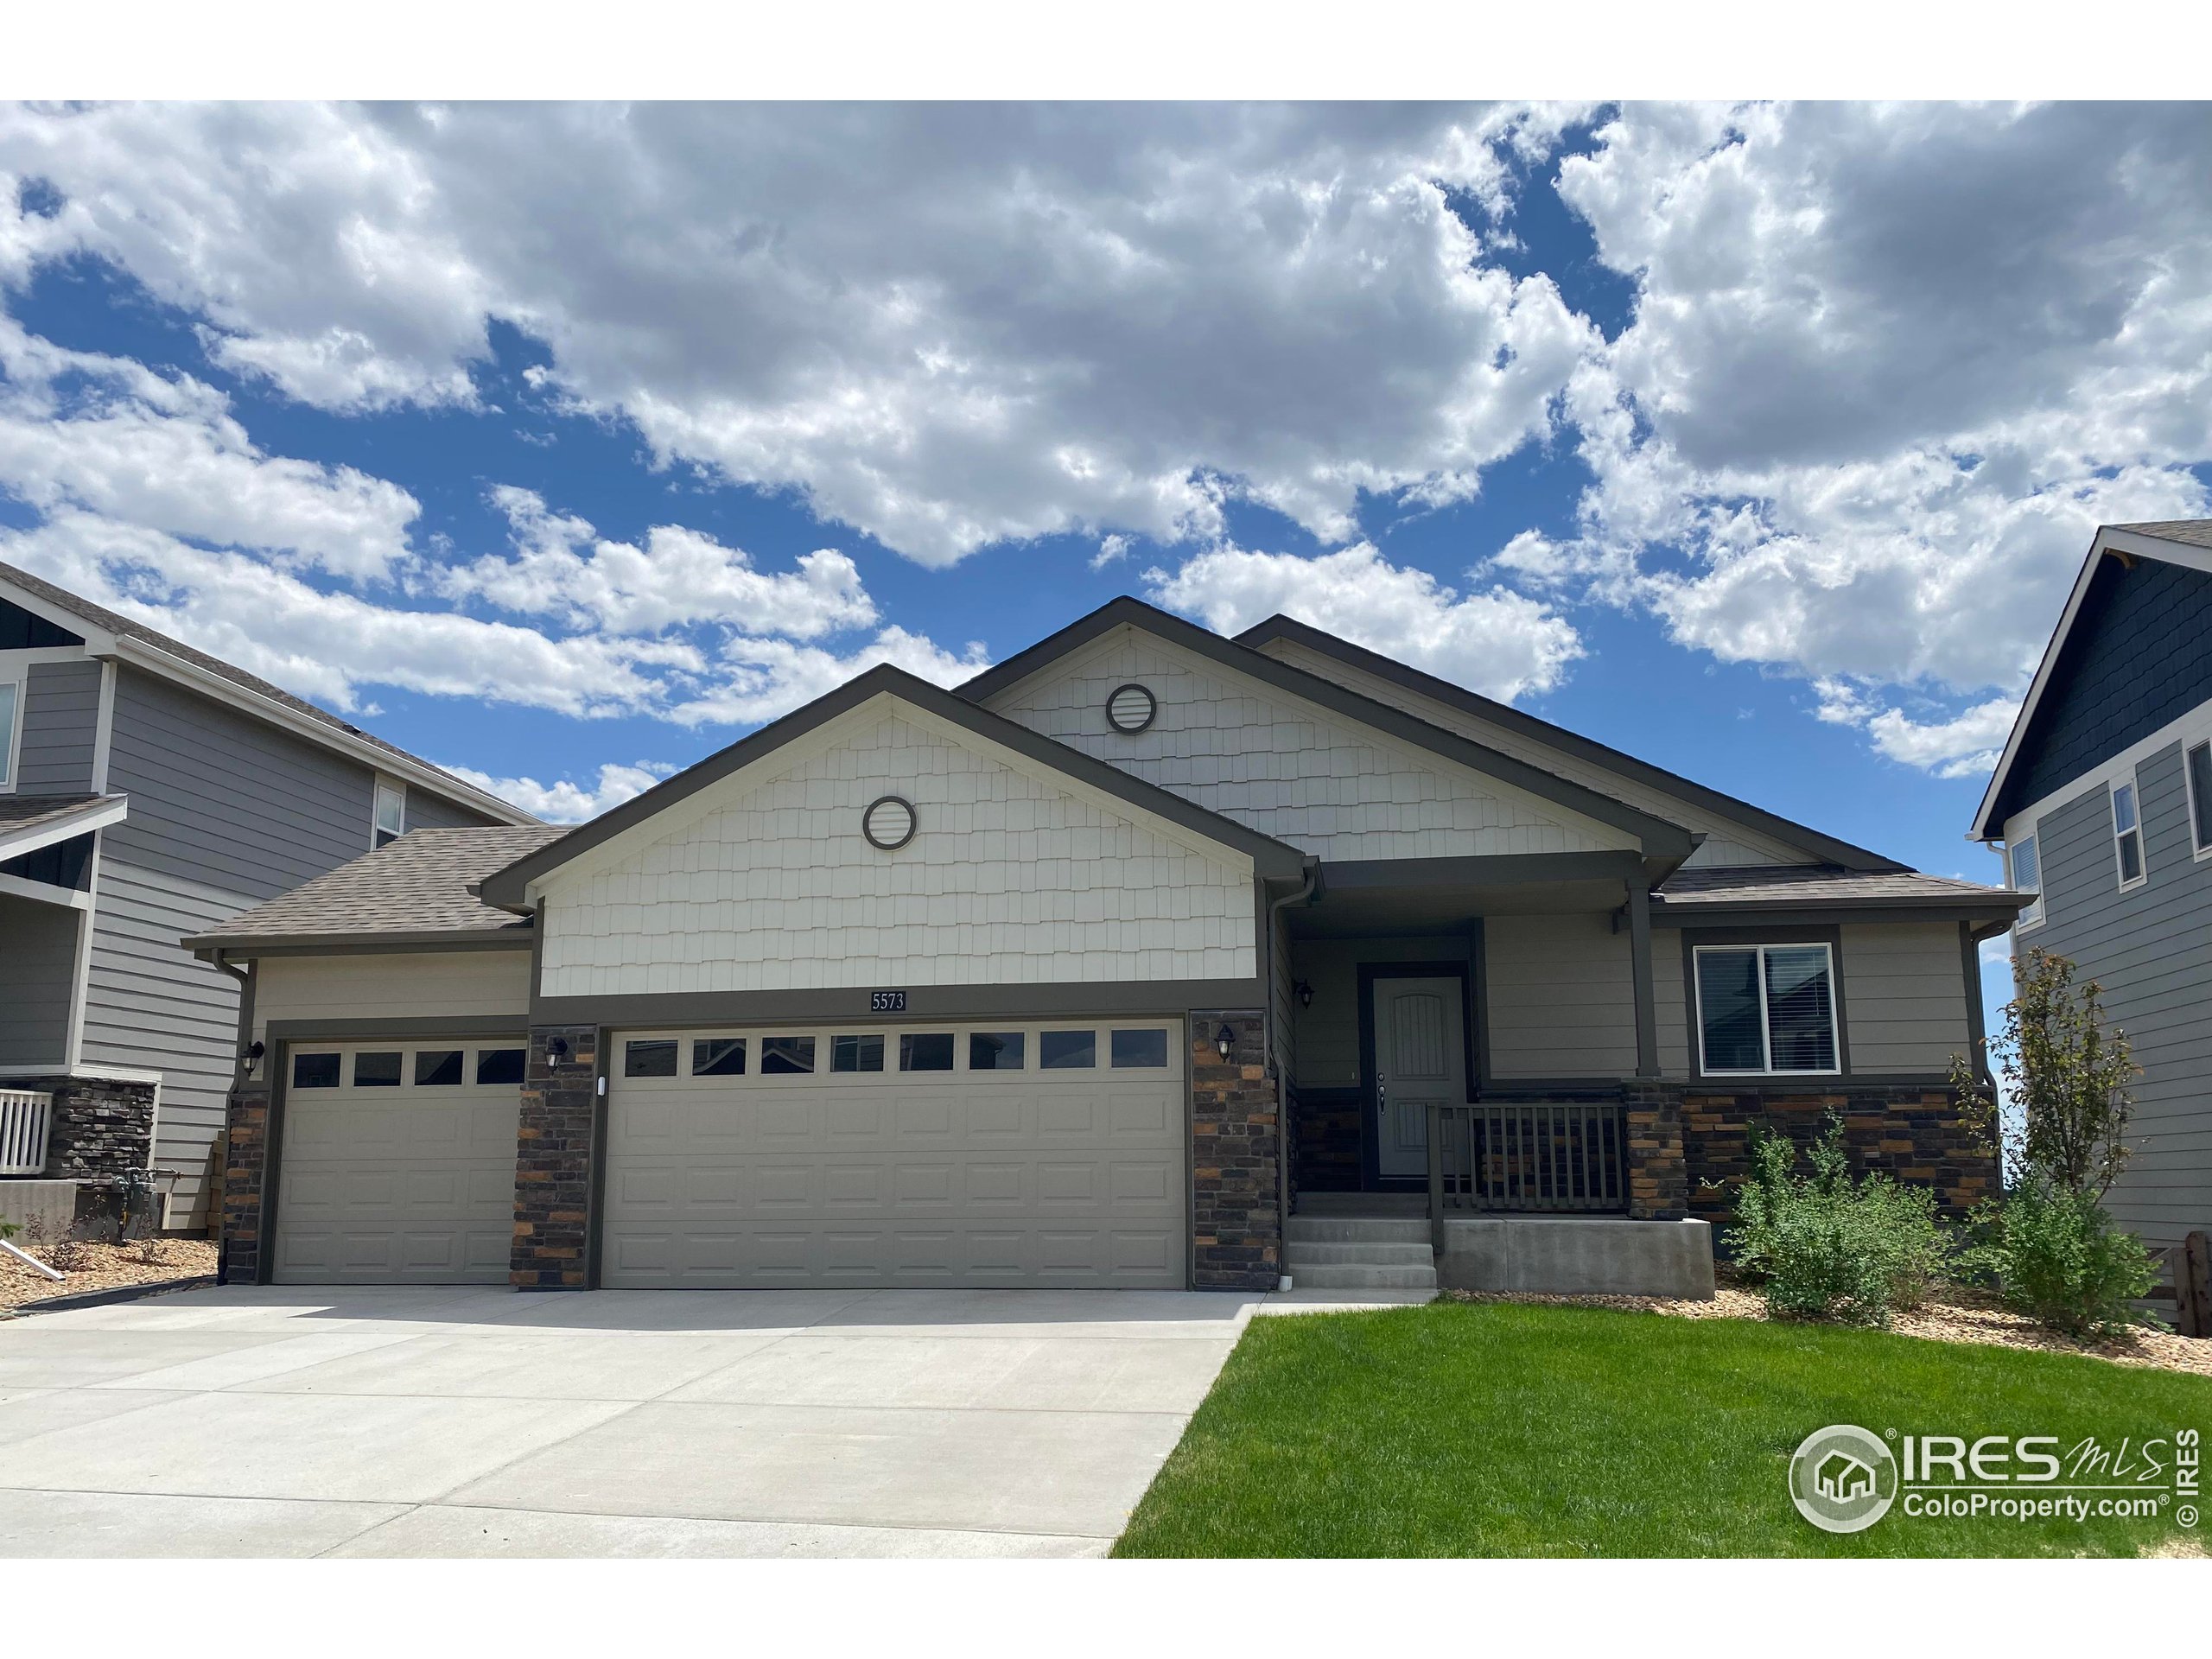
left=475, top=1047, right=526, bottom=1085
left=0, top=676, right=17, bottom=788
left=760, top=1036, right=815, bottom=1075
left=1039, top=1029, right=1096, bottom=1070
left=1110, top=1028, right=1168, bottom=1069
left=832, top=1033, right=884, bottom=1073
left=899, top=1032, right=956, bottom=1071
left=291, top=1052, right=340, bottom=1089
left=2187, top=740, right=2212, bottom=858
left=692, top=1037, right=747, bottom=1077
left=414, top=1049, right=464, bottom=1086
left=372, top=779, right=406, bottom=848
left=353, top=1051, right=403, bottom=1087
left=625, top=1039, right=678, bottom=1077
left=1694, top=944, right=1840, bottom=1076
left=2111, top=779, right=2145, bottom=889
left=969, top=1031, right=1025, bottom=1071
left=2009, top=831, right=2044, bottom=930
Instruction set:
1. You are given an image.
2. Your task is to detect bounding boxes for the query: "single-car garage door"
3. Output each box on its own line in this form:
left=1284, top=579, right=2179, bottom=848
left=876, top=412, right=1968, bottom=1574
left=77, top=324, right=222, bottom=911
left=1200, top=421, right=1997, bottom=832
left=602, top=1020, right=1186, bottom=1288
left=272, top=1039, right=524, bottom=1284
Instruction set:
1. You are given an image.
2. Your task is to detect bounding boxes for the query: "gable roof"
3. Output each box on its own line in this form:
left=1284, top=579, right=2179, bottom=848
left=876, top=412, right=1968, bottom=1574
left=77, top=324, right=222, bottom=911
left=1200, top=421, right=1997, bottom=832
left=1235, top=613, right=1909, bottom=873
left=185, top=825, right=561, bottom=954
left=476, top=661, right=1313, bottom=911
left=957, top=596, right=1697, bottom=862
left=0, top=792, right=130, bottom=862
left=0, top=560, right=538, bottom=828
left=1971, top=520, right=2212, bottom=840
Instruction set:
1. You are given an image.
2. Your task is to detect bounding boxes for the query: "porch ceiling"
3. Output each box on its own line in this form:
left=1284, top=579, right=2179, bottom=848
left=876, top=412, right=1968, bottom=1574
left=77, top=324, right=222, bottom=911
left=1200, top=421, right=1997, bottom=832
left=1287, top=871, right=1630, bottom=937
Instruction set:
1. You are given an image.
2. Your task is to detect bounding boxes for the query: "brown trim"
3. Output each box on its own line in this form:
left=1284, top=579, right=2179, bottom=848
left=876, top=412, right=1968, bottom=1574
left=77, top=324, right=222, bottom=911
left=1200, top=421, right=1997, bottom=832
left=1678, top=924, right=1853, bottom=1086
left=1651, top=900, right=2025, bottom=928
left=188, top=929, right=534, bottom=959
left=1320, top=850, right=1647, bottom=889
left=1961, top=920, right=1993, bottom=1088
left=531, top=976, right=1269, bottom=1031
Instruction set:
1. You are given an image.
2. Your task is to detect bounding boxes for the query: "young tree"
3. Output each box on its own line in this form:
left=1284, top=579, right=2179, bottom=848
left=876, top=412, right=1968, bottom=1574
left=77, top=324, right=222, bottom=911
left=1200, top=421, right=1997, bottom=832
left=1950, top=946, right=2140, bottom=1197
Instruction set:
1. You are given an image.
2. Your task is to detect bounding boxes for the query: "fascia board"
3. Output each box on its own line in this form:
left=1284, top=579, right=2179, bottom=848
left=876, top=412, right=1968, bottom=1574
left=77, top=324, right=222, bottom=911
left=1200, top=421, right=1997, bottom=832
left=0, top=794, right=127, bottom=861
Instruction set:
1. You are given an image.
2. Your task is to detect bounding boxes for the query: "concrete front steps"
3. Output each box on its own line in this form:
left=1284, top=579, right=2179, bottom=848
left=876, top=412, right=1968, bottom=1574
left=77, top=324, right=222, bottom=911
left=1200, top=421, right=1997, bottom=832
left=1283, top=1215, right=1438, bottom=1291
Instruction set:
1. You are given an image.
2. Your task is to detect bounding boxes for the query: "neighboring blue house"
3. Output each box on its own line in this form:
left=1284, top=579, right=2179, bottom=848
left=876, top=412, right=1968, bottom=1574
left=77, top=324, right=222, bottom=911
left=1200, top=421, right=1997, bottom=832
left=0, top=560, right=537, bottom=1230
left=1973, top=519, right=2212, bottom=1249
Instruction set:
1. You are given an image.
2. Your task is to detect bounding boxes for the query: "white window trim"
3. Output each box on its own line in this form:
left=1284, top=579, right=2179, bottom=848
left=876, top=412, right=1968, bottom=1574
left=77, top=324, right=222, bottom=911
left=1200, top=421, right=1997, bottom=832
left=1692, top=942, right=1843, bottom=1078
left=2110, top=774, right=2148, bottom=893
left=1998, top=697, right=2212, bottom=861
left=2008, top=823, right=2045, bottom=931
left=2185, top=736, right=2212, bottom=864
left=372, top=776, right=407, bottom=849
left=0, top=666, right=23, bottom=793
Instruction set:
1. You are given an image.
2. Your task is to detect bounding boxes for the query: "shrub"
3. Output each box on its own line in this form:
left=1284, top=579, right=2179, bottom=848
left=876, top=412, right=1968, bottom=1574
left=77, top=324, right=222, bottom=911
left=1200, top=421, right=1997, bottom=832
left=1728, top=1116, right=1954, bottom=1326
left=1963, top=1180, right=2159, bottom=1340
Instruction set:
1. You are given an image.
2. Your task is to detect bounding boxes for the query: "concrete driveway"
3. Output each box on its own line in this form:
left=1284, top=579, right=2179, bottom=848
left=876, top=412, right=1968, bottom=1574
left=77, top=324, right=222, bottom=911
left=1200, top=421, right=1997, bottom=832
left=0, top=1284, right=1260, bottom=1557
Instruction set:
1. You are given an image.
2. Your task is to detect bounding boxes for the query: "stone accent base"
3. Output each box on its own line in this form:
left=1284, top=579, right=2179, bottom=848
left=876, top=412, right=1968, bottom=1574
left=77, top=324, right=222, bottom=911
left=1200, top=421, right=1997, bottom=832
left=1289, top=1086, right=1361, bottom=1192
left=16, top=1074, right=157, bottom=1184
left=1622, top=1079, right=1688, bottom=1220
left=218, top=1080, right=271, bottom=1285
left=512, top=1025, right=600, bottom=1289
left=1684, top=1085, right=1995, bottom=1224
left=1189, top=1009, right=1280, bottom=1291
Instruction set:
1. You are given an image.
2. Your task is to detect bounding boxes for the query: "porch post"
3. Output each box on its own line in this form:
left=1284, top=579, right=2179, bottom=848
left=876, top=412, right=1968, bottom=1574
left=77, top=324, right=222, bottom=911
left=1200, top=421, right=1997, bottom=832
left=1627, top=875, right=1659, bottom=1078
left=1426, top=1101, right=1446, bottom=1255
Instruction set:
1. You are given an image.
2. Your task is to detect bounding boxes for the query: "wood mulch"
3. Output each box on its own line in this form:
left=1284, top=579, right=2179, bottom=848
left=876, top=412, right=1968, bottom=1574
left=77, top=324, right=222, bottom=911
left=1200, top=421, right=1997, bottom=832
left=0, top=1238, right=219, bottom=1315
left=1446, top=1278, right=2212, bottom=1380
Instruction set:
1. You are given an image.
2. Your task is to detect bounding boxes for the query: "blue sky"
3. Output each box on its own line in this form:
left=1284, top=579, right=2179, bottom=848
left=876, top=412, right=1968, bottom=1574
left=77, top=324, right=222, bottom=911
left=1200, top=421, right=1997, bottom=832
left=3, top=102, right=2209, bottom=1035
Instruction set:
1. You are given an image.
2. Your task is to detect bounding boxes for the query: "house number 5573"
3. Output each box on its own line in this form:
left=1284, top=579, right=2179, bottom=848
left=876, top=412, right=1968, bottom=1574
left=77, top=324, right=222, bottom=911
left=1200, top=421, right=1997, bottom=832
left=871, top=990, right=907, bottom=1012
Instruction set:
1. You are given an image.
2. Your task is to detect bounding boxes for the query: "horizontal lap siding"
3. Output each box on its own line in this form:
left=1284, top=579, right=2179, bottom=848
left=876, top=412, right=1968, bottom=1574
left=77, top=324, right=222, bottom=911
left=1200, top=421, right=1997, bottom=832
left=0, top=893, right=79, bottom=1065
left=252, top=951, right=534, bottom=1042
left=1484, top=912, right=1637, bottom=1078
left=1256, top=637, right=1815, bottom=868
left=988, top=630, right=1634, bottom=861
left=16, top=659, right=101, bottom=793
left=543, top=709, right=1256, bottom=997
left=2016, top=742, right=2212, bottom=1245
left=401, top=787, right=503, bottom=832
left=1840, top=923, right=1971, bottom=1074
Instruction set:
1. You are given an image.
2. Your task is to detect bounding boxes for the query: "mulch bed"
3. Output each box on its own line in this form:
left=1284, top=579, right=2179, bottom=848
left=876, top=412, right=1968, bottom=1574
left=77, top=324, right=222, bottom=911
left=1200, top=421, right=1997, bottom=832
left=1, top=1238, right=219, bottom=1315
left=1446, top=1277, right=2212, bottom=1380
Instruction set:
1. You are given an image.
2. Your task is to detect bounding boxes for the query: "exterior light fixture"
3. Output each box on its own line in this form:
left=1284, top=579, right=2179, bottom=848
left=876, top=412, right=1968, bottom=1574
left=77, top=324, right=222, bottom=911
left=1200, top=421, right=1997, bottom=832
left=548, top=1036, right=569, bottom=1060
left=1294, top=980, right=1313, bottom=1010
left=1215, top=1023, right=1236, bottom=1060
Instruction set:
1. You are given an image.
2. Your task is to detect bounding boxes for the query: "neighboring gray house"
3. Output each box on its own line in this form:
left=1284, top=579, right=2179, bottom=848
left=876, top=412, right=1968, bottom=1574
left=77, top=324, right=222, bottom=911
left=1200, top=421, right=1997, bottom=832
left=1973, top=519, right=2212, bottom=1249
left=192, top=597, right=2024, bottom=1296
left=0, top=561, right=537, bottom=1230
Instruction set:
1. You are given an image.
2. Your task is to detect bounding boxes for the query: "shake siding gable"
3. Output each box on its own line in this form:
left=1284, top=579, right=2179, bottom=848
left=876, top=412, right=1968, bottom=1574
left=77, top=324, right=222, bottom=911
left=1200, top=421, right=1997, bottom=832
left=539, top=707, right=1257, bottom=997
left=983, top=629, right=1637, bottom=861
left=1254, top=635, right=1816, bottom=868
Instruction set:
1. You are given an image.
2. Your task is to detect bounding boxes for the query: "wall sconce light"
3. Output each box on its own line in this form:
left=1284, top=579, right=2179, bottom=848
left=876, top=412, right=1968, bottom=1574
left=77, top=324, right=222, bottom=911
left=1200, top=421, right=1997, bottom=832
left=1294, top=980, right=1313, bottom=1010
left=241, top=1039, right=264, bottom=1075
left=1215, top=1023, right=1236, bottom=1060
left=548, top=1036, right=569, bottom=1061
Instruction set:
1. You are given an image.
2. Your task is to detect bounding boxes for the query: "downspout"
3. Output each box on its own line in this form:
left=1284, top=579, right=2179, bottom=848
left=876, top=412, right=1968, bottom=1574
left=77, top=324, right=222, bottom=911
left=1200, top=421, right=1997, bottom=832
left=1267, top=859, right=1320, bottom=1291
left=211, top=950, right=256, bottom=1274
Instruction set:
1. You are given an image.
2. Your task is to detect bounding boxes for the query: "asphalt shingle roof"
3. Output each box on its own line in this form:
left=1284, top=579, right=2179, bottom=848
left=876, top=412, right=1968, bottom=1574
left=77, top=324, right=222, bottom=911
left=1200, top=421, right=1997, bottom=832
left=2113, top=519, right=2212, bottom=551
left=187, top=826, right=564, bottom=946
left=1655, top=864, right=2023, bottom=908
left=0, top=793, right=113, bottom=833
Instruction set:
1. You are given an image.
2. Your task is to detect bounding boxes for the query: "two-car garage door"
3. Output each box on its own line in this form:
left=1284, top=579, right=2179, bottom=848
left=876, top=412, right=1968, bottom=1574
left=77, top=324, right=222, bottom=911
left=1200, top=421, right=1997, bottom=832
left=602, top=1020, right=1187, bottom=1289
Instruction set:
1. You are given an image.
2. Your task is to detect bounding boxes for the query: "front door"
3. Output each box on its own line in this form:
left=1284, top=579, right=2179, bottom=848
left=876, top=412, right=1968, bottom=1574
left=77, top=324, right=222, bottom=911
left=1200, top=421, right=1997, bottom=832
left=1371, top=976, right=1467, bottom=1179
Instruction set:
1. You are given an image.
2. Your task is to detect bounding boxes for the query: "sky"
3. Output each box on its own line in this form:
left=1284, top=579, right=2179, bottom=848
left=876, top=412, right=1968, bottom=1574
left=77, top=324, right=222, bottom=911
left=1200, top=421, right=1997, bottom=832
left=3, top=101, right=2209, bottom=1027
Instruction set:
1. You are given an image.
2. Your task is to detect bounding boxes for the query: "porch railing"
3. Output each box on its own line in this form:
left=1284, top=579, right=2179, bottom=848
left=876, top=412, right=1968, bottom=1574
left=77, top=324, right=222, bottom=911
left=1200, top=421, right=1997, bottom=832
left=1427, top=1099, right=1627, bottom=1217
left=0, top=1090, right=54, bottom=1176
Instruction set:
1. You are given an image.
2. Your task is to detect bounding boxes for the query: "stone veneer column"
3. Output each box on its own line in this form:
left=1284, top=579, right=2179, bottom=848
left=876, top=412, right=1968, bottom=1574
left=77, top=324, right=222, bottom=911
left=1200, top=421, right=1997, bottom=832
left=1622, top=1077, right=1688, bottom=1221
left=218, top=1077, right=271, bottom=1284
left=41, top=1076, right=158, bottom=1182
left=1188, top=1009, right=1280, bottom=1291
left=511, top=1024, right=601, bottom=1289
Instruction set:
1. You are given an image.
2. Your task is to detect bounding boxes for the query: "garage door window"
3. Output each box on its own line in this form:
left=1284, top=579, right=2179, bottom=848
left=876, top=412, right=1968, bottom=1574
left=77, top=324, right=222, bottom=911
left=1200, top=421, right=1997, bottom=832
left=760, top=1037, right=815, bottom=1074
left=353, top=1051, right=404, bottom=1087
left=832, top=1033, right=884, bottom=1072
left=1039, top=1029, right=1096, bottom=1069
left=625, top=1039, right=678, bottom=1077
left=292, top=1052, right=341, bottom=1089
left=969, top=1031, right=1025, bottom=1070
left=414, top=1049, right=463, bottom=1086
left=476, top=1048, right=526, bottom=1085
left=692, top=1037, right=746, bottom=1077
left=1111, top=1028, right=1168, bottom=1068
left=899, top=1032, right=956, bottom=1071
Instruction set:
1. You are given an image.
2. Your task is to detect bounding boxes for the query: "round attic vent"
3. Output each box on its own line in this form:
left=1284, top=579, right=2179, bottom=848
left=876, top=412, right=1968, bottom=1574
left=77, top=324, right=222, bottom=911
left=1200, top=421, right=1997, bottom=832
left=1106, top=683, right=1158, bottom=734
left=861, top=794, right=918, bottom=851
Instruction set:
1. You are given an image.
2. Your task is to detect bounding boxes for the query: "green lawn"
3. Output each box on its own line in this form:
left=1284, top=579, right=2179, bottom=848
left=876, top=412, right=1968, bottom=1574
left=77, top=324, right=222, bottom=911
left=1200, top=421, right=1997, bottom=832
left=1115, top=1300, right=2212, bottom=1557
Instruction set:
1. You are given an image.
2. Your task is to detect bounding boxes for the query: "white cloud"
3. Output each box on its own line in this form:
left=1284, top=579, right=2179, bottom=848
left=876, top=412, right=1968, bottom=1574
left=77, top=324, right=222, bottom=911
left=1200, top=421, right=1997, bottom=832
left=437, top=486, right=878, bottom=638
left=0, top=102, right=1595, bottom=566
left=0, top=318, right=419, bottom=581
left=1815, top=678, right=2021, bottom=779
left=438, top=760, right=673, bottom=824
left=1143, top=540, right=1584, bottom=702
left=665, top=626, right=990, bottom=728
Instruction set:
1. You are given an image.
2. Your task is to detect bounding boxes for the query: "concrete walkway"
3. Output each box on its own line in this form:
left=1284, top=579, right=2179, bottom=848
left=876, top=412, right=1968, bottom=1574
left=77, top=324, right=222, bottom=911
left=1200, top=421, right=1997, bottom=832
left=0, top=1284, right=1262, bottom=1558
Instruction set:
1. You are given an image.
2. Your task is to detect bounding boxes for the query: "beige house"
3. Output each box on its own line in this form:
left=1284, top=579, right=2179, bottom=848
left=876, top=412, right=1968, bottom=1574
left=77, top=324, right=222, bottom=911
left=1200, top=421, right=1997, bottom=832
left=192, top=600, right=2025, bottom=1296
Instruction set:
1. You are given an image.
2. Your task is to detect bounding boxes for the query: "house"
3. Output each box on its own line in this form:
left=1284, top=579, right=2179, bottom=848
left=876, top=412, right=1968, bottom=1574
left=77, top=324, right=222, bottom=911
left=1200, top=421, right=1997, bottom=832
left=1973, top=518, right=2212, bottom=1249
left=188, top=597, right=2025, bottom=1295
left=0, top=560, right=538, bottom=1232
